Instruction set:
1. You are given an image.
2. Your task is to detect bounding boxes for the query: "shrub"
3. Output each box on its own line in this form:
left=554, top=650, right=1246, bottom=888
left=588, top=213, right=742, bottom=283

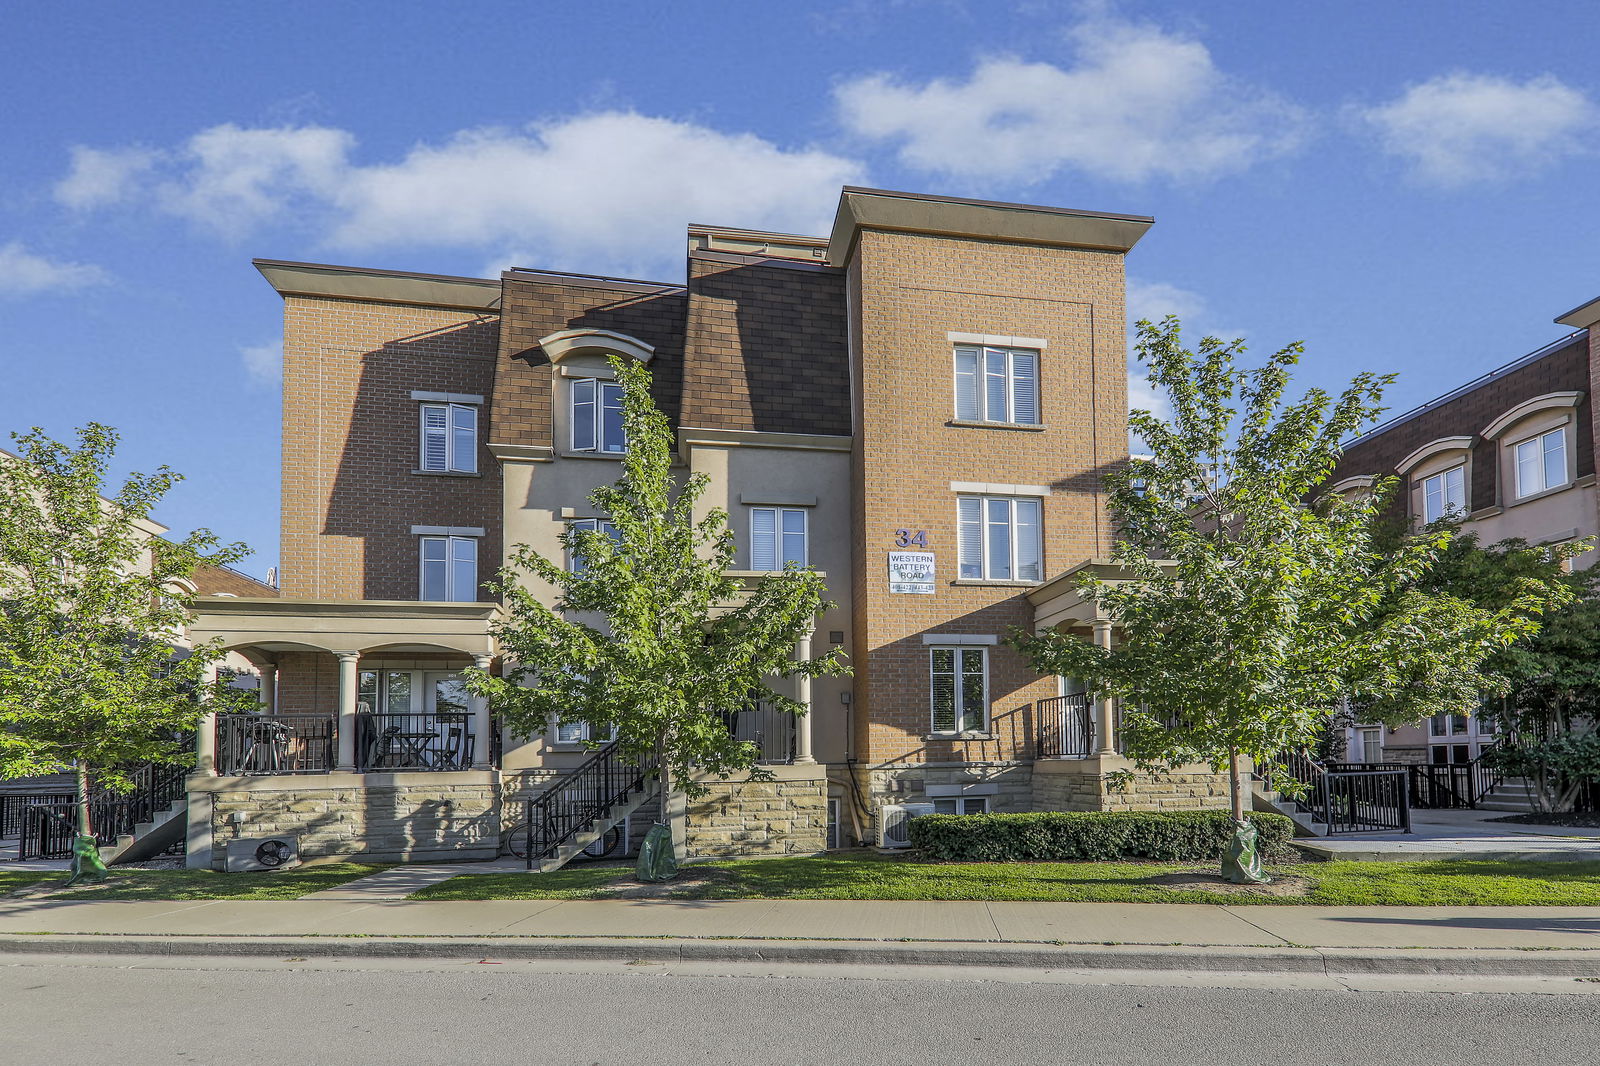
left=905, top=810, right=1297, bottom=864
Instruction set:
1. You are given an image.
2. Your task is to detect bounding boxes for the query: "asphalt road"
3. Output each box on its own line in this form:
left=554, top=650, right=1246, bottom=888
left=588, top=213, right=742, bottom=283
left=5, top=954, right=1600, bottom=1065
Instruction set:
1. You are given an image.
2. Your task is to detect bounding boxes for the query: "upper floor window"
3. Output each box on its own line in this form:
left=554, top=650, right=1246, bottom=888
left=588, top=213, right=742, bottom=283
left=419, top=402, right=478, bottom=473
left=419, top=535, right=477, bottom=601
left=957, top=495, right=1042, bottom=581
left=1514, top=427, right=1567, bottom=498
left=1420, top=465, right=1466, bottom=523
left=751, top=507, right=807, bottom=570
left=930, top=646, right=987, bottom=734
left=954, top=346, right=1039, bottom=425
left=568, top=518, right=621, bottom=573
left=571, top=378, right=626, bottom=453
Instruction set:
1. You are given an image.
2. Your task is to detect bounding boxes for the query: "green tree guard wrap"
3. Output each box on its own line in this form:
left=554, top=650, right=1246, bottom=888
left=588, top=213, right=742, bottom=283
left=636, top=822, right=678, bottom=883
left=63, top=834, right=109, bottom=887
left=1222, top=819, right=1270, bottom=885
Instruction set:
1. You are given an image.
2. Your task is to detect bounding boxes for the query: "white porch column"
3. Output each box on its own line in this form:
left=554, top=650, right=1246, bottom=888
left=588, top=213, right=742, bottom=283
left=471, top=653, right=494, bottom=770
left=1092, top=620, right=1117, bottom=756
left=195, top=660, right=220, bottom=777
left=335, top=652, right=359, bottom=772
left=793, top=631, right=816, bottom=765
left=259, top=662, right=278, bottom=715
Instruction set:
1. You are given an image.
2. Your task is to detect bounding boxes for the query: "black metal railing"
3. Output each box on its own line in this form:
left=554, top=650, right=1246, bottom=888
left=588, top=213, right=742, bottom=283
left=1268, top=750, right=1411, bottom=835
left=217, top=713, right=337, bottom=775
left=1, top=791, right=76, bottom=838
left=1335, top=744, right=1506, bottom=810
left=719, top=704, right=796, bottom=764
left=522, top=739, right=658, bottom=868
left=15, top=762, right=190, bottom=859
left=358, top=711, right=475, bottom=772
left=1036, top=694, right=1095, bottom=758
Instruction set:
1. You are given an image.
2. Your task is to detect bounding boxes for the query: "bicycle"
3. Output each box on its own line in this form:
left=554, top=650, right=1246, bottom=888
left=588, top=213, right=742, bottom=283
left=500, top=820, right=624, bottom=862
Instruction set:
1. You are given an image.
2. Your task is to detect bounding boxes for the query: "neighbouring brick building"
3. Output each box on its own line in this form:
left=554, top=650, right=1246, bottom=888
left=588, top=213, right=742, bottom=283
left=182, top=186, right=1237, bottom=870
left=1327, top=294, right=1600, bottom=767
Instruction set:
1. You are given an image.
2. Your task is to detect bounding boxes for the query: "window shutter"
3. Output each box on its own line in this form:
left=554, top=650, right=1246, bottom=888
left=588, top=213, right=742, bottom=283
left=420, top=405, right=448, bottom=471
left=954, top=348, right=980, bottom=420
left=984, top=348, right=1008, bottom=422
left=751, top=508, right=777, bottom=570
left=1010, top=351, right=1038, bottom=425
left=930, top=649, right=956, bottom=732
left=571, top=379, right=596, bottom=451
left=450, top=404, right=478, bottom=473
left=957, top=497, right=983, bottom=579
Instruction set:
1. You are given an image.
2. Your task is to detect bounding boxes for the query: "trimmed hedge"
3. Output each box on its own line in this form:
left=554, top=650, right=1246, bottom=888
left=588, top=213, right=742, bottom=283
left=905, top=810, right=1297, bottom=864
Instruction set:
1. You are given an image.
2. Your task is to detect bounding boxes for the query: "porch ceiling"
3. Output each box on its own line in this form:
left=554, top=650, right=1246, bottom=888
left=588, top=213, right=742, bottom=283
left=1025, top=558, right=1175, bottom=632
left=188, top=596, right=499, bottom=657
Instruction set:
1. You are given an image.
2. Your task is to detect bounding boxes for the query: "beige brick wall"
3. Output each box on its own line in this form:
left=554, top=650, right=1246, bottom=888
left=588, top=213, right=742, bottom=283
left=1032, top=758, right=1231, bottom=812
left=847, top=229, right=1129, bottom=766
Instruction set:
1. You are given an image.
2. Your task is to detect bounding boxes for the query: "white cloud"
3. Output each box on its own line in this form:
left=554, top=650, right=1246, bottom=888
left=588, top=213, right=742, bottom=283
left=1360, top=73, right=1598, bottom=186
left=0, top=242, right=107, bottom=297
left=1127, top=278, right=1207, bottom=328
left=239, top=339, right=282, bottom=388
left=57, top=113, right=864, bottom=275
left=55, top=145, right=159, bottom=209
left=835, top=15, right=1307, bottom=184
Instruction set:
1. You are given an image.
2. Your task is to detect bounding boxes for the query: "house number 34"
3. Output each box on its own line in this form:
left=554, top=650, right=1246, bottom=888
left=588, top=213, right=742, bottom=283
left=893, top=529, right=928, bottom=548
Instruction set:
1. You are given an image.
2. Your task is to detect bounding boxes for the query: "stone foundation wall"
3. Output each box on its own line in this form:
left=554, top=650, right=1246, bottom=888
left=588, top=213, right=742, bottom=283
left=685, top=772, right=828, bottom=858
left=204, top=775, right=500, bottom=866
left=854, top=762, right=1034, bottom=812
left=1032, top=757, right=1232, bottom=812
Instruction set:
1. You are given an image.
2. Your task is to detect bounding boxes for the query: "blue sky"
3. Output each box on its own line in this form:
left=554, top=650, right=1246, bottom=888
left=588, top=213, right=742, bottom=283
left=3, top=1, right=1597, bottom=579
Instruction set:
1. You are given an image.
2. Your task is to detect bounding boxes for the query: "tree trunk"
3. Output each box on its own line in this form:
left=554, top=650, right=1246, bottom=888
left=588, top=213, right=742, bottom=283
left=75, top=760, right=92, bottom=838
left=656, top=730, right=684, bottom=862
left=1228, top=747, right=1245, bottom=822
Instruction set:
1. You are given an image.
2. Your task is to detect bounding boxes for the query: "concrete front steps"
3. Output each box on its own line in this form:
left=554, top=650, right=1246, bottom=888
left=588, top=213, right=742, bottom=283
left=1251, top=783, right=1327, bottom=837
left=101, top=799, right=187, bottom=865
left=1475, top=777, right=1550, bottom=814
left=530, top=783, right=660, bottom=874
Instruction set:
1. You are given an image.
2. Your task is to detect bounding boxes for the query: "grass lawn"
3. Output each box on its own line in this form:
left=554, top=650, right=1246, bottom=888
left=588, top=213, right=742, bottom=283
left=4, top=862, right=389, bottom=901
left=412, top=853, right=1600, bottom=906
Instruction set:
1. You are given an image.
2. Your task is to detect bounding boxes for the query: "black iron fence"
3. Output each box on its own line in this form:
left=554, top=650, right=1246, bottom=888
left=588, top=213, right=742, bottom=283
left=358, top=711, right=475, bottom=771
left=1, top=791, right=75, bottom=838
left=217, top=714, right=337, bottom=775
left=719, top=704, right=796, bottom=765
left=1035, top=694, right=1095, bottom=758
left=1330, top=752, right=1505, bottom=810
left=522, top=739, right=658, bottom=867
left=1268, top=751, right=1411, bottom=835
left=14, top=762, right=190, bottom=859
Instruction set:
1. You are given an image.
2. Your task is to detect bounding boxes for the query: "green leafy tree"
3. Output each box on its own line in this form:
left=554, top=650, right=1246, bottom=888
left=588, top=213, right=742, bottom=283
left=1012, top=319, right=1561, bottom=876
left=0, top=423, right=249, bottom=840
left=468, top=358, right=848, bottom=859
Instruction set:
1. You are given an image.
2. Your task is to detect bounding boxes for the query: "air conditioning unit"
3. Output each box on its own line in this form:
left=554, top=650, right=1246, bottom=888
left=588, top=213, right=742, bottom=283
left=876, top=802, right=935, bottom=849
left=225, top=835, right=300, bottom=873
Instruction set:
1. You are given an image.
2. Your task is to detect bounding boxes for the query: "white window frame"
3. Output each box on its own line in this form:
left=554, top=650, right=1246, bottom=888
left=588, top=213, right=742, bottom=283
left=953, top=345, right=1040, bottom=425
left=570, top=378, right=627, bottom=454
left=750, top=507, right=808, bottom=570
left=932, top=796, right=990, bottom=816
left=418, top=402, right=478, bottom=473
left=956, top=495, right=1042, bottom=582
left=567, top=518, right=620, bottom=573
left=929, top=645, right=988, bottom=735
left=1419, top=464, right=1466, bottom=523
left=1513, top=427, right=1568, bottom=499
left=418, top=535, right=478, bottom=602
left=552, top=718, right=617, bottom=746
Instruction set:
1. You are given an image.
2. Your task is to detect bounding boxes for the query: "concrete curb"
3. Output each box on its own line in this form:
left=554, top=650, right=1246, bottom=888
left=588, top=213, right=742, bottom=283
left=3, top=933, right=1599, bottom=977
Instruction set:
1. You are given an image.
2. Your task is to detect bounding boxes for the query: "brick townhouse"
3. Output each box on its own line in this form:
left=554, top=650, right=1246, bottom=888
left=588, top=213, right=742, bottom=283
left=1326, top=292, right=1600, bottom=768
left=182, top=186, right=1239, bottom=870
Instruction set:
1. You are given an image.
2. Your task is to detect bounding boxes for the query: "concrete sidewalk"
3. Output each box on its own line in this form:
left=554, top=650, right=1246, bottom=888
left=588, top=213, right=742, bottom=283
left=1297, top=809, right=1600, bottom=862
left=1, top=896, right=1597, bottom=977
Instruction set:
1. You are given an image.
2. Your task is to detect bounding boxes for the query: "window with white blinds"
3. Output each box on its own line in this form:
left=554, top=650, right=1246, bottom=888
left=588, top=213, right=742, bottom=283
left=419, top=402, right=478, bottom=473
left=419, top=535, right=477, bottom=601
left=750, top=507, right=807, bottom=570
left=567, top=518, right=621, bottom=573
left=571, top=378, right=626, bottom=453
left=953, top=345, right=1039, bottom=425
left=957, top=496, right=1042, bottom=581
left=930, top=647, right=987, bottom=733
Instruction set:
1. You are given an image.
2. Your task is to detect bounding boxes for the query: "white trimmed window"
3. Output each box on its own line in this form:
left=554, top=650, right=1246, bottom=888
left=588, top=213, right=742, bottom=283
left=568, top=518, right=620, bottom=573
left=932, top=796, right=990, bottom=816
left=930, top=646, right=987, bottom=734
left=751, top=507, right=807, bottom=569
left=571, top=378, right=626, bottom=453
left=954, top=345, right=1039, bottom=425
left=419, top=402, right=478, bottom=473
left=1420, top=465, right=1466, bottom=523
left=419, top=535, right=477, bottom=601
left=957, top=496, right=1042, bottom=581
left=553, top=719, right=616, bottom=745
left=1513, top=428, right=1567, bottom=498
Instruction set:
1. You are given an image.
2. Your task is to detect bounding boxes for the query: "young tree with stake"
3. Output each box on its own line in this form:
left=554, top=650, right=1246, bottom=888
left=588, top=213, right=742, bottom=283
left=1012, top=319, right=1560, bottom=882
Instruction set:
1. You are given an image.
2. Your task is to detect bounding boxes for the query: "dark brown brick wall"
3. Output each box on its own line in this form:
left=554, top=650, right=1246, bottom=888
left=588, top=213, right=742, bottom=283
left=492, top=276, right=686, bottom=447
left=279, top=295, right=501, bottom=601
left=192, top=562, right=278, bottom=597
left=681, top=253, right=851, bottom=436
left=1332, top=335, right=1592, bottom=520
